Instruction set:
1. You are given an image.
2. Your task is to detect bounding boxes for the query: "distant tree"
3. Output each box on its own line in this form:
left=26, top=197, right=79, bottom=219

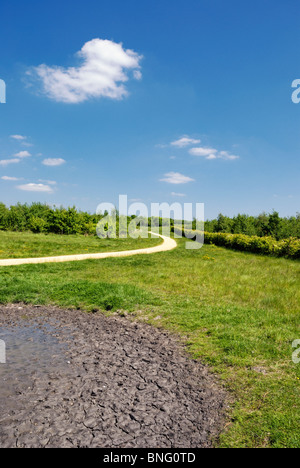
left=268, top=211, right=282, bottom=239
left=216, top=213, right=233, bottom=233
left=0, top=203, right=8, bottom=229
left=255, top=212, right=270, bottom=237
left=232, top=214, right=257, bottom=236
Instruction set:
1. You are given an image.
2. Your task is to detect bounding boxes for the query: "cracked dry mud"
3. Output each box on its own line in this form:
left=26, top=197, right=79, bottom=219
left=0, top=304, right=226, bottom=448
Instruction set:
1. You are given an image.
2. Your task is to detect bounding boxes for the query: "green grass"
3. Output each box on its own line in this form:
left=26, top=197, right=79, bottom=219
left=0, top=231, right=299, bottom=447
left=0, top=230, right=161, bottom=259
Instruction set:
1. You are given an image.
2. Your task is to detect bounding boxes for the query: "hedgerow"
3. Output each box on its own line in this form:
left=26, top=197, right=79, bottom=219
left=203, top=212, right=300, bottom=240
left=173, top=227, right=300, bottom=260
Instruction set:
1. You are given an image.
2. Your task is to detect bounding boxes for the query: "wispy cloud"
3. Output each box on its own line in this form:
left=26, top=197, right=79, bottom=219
left=189, top=146, right=239, bottom=160
left=189, top=147, right=217, bottom=157
left=10, top=135, right=33, bottom=147
left=0, top=159, right=21, bottom=166
left=133, top=70, right=142, bottom=80
left=10, top=135, right=27, bottom=141
left=171, top=136, right=201, bottom=148
left=17, top=183, right=54, bottom=193
left=29, top=38, right=143, bottom=104
left=38, top=179, right=57, bottom=185
left=171, top=192, right=186, bottom=197
left=218, top=151, right=239, bottom=160
left=166, top=134, right=240, bottom=161
left=42, top=158, right=66, bottom=167
left=1, top=176, right=23, bottom=181
left=14, top=151, right=31, bottom=158
left=160, top=172, right=195, bottom=184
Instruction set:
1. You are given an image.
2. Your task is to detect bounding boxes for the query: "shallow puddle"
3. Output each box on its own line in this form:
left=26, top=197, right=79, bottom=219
left=0, top=318, right=72, bottom=410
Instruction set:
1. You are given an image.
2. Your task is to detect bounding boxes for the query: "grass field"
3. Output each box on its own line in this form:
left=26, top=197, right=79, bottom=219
left=0, top=231, right=299, bottom=447
left=0, top=231, right=162, bottom=259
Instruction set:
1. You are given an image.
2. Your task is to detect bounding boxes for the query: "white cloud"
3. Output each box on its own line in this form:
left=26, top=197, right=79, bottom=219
left=42, top=158, right=66, bottom=167
left=189, top=147, right=217, bottom=157
left=0, top=159, right=21, bottom=166
left=133, top=70, right=142, bottom=80
left=30, top=38, right=143, bottom=103
left=218, top=151, right=239, bottom=160
left=171, top=136, right=201, bottom=148
left=171, top=192, right=186, bottom=197
left=1, top=176, right=23, bottom=181
left=160, top=172, right=195, bottom=184
left=189, top=146, right=239, bottom=160
left=38, top=179, right=57, bottom=185
left=206, top=154, right=217, bottom=160
left=17, top=183, right=54, bottom=193
left=10, top=135, right=33, bottom=147
left=14, top=151, right=31, bottom=158
left=10, top=135, right=27, bottom=141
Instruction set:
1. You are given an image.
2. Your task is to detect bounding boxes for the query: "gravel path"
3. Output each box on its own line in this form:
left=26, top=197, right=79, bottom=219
left=0, top=233, right=177, bottom=267
left=0, top=304, right=226, bottom=448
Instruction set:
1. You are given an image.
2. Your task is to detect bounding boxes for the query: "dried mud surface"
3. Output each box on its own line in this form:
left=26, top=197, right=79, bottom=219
left=0, top=304, right=226, bottom=448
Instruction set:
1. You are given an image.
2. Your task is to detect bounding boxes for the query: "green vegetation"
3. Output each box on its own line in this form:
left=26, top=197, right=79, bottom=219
left=1, top=203, right=299, bottom=241
left=0, top=202, right=177, bottom=236
left=0, top=233, right=299, bottom=447
left=0, top=202, right=103, bottom=235
left=0, top=231, right=161, bottom=259
left=203, top=211, right=300, bottom=240
left=174, top=227, right=300, bottom=260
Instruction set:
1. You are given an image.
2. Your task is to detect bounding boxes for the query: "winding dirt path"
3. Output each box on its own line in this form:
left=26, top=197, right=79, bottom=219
left=0, top=232, right=177, bottom=267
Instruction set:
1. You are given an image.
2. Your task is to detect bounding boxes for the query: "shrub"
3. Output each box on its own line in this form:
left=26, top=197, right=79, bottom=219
left=173, top=227, right=300, bottom=260
left=28, top=216, right=47, bottom=233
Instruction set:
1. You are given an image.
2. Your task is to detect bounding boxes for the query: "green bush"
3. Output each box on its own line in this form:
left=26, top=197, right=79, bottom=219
left=28, top=216, right=47, bottom=233
left=204, top=211, right=300, bottom=240
left=173, top=227, right=300, bottom=260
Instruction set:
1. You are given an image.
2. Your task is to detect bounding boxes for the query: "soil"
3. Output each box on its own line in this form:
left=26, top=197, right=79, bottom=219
left=0, top=304, right=226, bottom=448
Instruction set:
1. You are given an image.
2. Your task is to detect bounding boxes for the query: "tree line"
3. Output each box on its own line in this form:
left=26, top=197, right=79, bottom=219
left=0, top=202, right=176, bottom=236
left=199, top=212, right=300, bottom=240
left=0, top=203, right=299, bottom=240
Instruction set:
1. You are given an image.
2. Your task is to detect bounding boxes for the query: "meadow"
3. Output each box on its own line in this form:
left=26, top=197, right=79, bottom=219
left=0, top=230, right=299, bottom=447
left=0, top=231, right=161, bottom=259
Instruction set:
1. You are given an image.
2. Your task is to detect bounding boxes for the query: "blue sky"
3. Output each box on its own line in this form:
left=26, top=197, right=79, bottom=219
left=0, top=0, right=299, bottom=219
